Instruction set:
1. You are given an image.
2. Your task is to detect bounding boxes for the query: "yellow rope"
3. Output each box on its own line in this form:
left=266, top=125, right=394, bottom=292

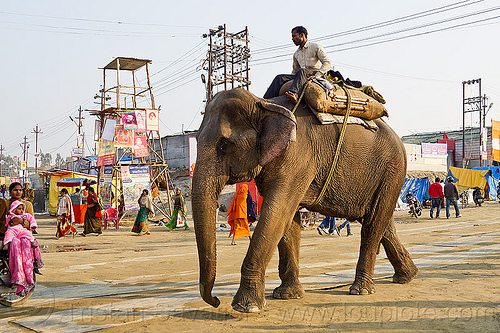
left=311, top=85, right=352, bottom=207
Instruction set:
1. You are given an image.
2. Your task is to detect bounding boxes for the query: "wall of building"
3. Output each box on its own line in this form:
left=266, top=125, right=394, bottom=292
left=404, top=143, right=448, bottom=172
left=158, top=131, right=197, bottom=169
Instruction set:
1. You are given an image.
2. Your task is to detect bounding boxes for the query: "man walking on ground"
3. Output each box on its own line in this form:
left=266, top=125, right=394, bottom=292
left=428, top=177, right=444, bottom=218
left=444, top=177, right=461, bottom=219
left=263, top=26, right=331, bottom=104
left=317, top=216, right=339, bottom=236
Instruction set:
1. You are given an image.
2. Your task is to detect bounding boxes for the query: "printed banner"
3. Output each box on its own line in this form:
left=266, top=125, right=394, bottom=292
left=121, top=164, right=151, bottom=211
left=20, top=161, right=27, bottom=170
left=189, top=136, right=197, bottom=177
left=99, top=165, right=114, bottom=209
left=492, top=119, right=500, bottom=162
left=421, top=143, right=447, bottom=158
left=114, top=125, right=134, bottom=147
left=101, top=118, right=116, bottom=141
left=75, top=158, right=91, bottom=174
left=72, top=147, right=84, bottom=157
left=133, top=132, right=149, bottom=158
left=121, top=112, right=138, bottom=130
left=97, top=139, right=115, bottom=166
left=146, top=109, right=159, bottom=131
left=136, top=109, right=147, bottom=131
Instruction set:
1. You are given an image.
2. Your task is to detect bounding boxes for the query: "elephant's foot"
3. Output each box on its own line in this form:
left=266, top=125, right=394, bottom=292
left=349, top=278, right=376, bottom=295
left=273, top=280, right=305, bottom=300
left=393, top=264, right=418, bottom=284
left=231, top=278, right=266, bottom=313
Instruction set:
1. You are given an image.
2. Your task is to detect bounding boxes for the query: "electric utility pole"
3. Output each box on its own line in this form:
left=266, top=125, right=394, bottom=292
left=32, top=124, right=42, bottom=173
left=0, top=144, right=4, bottom=177
left=20, top=136, right=29, bottom=182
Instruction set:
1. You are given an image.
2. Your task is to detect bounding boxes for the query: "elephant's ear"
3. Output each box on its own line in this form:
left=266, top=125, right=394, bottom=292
left=257, top=100, right=297, bottom=166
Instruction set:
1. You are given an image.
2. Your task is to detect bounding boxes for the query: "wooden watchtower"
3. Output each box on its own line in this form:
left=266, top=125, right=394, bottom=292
left=89, top=57, right=173, bottom=217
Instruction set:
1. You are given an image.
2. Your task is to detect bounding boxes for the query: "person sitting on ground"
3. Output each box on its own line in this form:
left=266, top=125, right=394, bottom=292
left=428, top=177, right=444, bottom=218
left=263, top=25, right=331, bottom=104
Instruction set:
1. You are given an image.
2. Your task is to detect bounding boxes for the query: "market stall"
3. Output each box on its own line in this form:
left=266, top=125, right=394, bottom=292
left=56, top=178, right=96, bottom=223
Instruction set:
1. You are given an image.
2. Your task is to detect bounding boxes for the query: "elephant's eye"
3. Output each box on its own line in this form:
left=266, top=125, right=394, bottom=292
left=217, top=139, right=231, bottom=157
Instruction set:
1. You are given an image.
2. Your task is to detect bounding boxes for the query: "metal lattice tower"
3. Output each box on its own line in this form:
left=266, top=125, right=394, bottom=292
left=462, top=79, right=483, bottom=167
left=202, top=24, right=251, bottom=102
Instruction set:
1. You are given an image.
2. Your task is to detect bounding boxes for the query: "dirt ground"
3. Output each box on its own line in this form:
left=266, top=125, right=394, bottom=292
left=1, top=200, right=499, bottom=332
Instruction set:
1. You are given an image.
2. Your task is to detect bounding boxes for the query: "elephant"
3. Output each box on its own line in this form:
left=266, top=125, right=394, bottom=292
left=192, top=88, right=418, bottom=313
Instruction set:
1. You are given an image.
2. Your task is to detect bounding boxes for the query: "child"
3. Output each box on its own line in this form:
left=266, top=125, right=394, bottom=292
left=3, top=200, right=42, bottom=296
left=3, top=200, right=38, bottom=250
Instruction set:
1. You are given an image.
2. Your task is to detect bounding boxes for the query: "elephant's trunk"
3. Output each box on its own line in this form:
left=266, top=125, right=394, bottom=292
left=191, top=167, right=225, bottom=308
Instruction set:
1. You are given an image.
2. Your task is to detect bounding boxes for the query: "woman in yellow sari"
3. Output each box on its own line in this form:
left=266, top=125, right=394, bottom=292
left=227, top=184, right=251, bottom=245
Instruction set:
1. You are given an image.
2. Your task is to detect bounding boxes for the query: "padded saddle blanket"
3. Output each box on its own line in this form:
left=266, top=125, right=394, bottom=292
left=309, top=106, right=379, bottom=132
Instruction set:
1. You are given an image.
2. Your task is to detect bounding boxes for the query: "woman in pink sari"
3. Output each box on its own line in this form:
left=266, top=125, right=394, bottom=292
left=0, top=183, right=43, bottom=296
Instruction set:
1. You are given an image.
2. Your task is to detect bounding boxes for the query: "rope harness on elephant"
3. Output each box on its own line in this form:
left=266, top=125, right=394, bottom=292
left=291, top=80, right=352, bottom=207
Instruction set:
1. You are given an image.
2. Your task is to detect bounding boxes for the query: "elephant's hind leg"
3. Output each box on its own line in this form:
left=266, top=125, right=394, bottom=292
left=273, top=212, right=305, bottom=300
left=380, top=217, right=418, bottom=284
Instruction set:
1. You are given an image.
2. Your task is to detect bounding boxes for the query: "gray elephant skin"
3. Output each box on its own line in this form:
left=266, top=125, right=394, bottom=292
left=192, top=88, right=418, bottom=313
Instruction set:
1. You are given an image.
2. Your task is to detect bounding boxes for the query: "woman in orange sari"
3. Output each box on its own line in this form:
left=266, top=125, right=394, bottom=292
left=227, top=184, right=251, bottom=245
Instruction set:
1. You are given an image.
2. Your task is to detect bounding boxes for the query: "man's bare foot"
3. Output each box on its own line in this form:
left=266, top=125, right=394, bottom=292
left=285, top=91, right=298, bottom=104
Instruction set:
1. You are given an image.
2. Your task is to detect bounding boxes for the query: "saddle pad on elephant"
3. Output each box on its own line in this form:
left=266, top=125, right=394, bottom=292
left=304, top=80, right=388, bottom=121
left=309, top=106, right=378, bottom=132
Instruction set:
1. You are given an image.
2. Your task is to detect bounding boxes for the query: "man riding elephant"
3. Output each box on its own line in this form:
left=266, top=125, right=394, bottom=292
left=263, top=26, right=331, bottom=104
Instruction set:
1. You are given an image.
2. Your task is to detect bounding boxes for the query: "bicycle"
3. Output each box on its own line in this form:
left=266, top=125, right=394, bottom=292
left=459, top=190, right=469, bottom=209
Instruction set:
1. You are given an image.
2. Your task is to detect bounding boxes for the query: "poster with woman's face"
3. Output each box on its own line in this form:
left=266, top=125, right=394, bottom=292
left=121, top=112, right=138, bottom=130
left=136, top=110, right=146, bottom=131
left=146, top=109, right=159, bottom=131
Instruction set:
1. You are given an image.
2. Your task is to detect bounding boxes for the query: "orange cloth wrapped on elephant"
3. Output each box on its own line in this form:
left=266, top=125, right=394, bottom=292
left=227, top=184, right=251, bottom=240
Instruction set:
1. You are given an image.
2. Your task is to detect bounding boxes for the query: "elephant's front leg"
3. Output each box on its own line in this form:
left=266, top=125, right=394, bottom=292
left=273, top=212, right=304, bottom=300
left=231, top=199, right=298, bottom=313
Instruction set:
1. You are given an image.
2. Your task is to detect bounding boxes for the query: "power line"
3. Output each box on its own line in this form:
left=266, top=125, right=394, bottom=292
left=251, top=0, right=481, bottom=55
left=0, top=11, right=205, bottom=29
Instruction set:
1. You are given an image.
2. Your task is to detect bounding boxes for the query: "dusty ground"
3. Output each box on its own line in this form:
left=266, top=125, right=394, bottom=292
left=0, top=200, right=499, bottom=332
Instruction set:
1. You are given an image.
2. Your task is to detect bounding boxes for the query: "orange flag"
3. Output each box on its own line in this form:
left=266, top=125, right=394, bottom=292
left=492, top=119, right=500, bottom=162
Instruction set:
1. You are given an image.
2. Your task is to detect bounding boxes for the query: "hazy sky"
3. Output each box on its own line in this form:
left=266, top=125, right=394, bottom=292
left=1, top=0, right=500, bottom=167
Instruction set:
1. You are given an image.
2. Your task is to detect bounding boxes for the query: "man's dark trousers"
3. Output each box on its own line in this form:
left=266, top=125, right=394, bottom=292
left=263, top=68, right=314, bottom=99
left=430, top=197, right=442, bottom=217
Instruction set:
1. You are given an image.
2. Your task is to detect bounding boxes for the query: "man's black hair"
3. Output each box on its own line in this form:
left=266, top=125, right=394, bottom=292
left=435, top=177, right=440, bottom=183
left=292, top=26, right=307, bottom=38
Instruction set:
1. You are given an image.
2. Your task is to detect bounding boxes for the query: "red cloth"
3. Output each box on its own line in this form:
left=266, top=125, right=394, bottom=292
left=87, top=193, right=97, bottom=205
left=428, top=182, right=444, bottom=199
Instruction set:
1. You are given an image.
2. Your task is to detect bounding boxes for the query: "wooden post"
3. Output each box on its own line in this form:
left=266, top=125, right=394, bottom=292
left=116, top=58, right=121, bottom=109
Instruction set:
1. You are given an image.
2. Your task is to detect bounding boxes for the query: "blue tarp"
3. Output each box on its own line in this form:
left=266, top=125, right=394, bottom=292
left=472, top=166, right=500, bottom=200
left=400, top=177, right=430, bottom=203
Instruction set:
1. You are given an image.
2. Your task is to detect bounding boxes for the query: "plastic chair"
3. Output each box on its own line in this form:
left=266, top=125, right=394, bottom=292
left=103, top=208, right=119, bottom=229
